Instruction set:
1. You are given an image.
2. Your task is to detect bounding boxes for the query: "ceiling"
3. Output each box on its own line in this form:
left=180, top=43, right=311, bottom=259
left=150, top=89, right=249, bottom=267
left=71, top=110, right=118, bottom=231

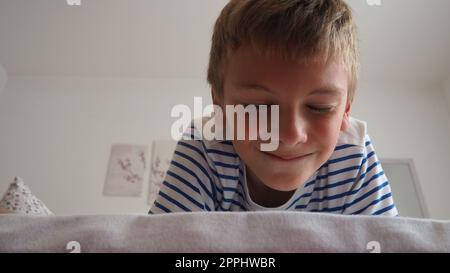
left=0, top=0, right=449, bottom=85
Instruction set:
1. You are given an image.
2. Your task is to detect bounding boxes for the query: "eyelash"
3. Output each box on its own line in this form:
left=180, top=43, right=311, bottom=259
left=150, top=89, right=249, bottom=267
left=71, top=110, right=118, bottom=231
left=307, top=105, right=334, bottom=114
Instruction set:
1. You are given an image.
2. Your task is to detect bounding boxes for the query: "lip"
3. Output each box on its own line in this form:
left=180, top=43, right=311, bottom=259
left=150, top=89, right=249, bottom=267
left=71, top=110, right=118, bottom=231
left=264, top=152, right=312, bottom=161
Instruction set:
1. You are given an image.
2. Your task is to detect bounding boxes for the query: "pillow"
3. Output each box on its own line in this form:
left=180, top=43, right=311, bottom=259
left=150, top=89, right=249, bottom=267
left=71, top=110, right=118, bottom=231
left=0, top=177, right=53, bottom=215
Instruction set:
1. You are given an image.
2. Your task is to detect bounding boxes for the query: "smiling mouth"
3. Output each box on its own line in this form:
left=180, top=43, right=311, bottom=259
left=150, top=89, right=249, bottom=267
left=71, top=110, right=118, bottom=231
left=263, top=152, right=312, bottom=161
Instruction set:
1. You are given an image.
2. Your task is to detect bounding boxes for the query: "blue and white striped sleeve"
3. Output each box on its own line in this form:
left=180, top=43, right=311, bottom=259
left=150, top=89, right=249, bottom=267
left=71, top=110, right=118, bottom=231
left=342, top=136, right=398, bottom=216
left=149, top=139, right=217, bottom=214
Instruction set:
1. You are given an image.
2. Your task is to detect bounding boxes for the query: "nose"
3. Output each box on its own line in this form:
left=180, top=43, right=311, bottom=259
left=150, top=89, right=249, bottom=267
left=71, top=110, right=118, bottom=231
left=278, top=106, right=308, bottom=147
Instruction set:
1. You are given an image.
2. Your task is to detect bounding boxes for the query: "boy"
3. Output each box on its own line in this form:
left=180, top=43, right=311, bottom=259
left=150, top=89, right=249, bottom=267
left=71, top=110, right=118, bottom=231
left=149, top=0, right=398, bottom=216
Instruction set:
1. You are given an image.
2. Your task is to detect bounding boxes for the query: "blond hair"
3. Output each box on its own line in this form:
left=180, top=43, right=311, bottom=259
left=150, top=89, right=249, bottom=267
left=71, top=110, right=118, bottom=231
left=207, top=0, right=359, bottom=103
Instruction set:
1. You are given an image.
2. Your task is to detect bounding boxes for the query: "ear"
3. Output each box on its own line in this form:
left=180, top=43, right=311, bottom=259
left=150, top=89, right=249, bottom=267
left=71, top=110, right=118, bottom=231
left=340, top=101, right=352, bottom=131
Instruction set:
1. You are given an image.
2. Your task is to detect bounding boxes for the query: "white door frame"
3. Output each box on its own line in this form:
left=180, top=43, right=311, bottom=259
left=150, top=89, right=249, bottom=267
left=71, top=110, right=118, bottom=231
left=381, top=158, right=430, bottom=218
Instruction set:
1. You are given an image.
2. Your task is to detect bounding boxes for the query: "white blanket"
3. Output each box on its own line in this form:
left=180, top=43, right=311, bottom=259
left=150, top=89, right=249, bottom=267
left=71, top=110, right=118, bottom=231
left=0, top=211, right=449, bottom=252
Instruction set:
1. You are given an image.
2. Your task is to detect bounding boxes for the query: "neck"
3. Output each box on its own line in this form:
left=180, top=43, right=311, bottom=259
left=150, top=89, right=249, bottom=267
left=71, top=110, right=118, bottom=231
left=246, top=167, right=296, bottom=208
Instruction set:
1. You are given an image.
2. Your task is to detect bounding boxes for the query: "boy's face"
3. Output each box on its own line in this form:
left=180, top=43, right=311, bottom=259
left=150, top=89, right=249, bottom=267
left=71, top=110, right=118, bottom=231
left=214, top=45, right=351, bottom=192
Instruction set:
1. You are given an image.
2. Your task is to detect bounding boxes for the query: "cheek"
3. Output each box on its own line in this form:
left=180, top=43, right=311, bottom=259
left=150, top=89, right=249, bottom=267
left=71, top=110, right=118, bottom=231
left=232, top=140, right=257, bottom=163
left=222, top=103, right=264, bottom=142
left=310, top=115, right=343, bottom=151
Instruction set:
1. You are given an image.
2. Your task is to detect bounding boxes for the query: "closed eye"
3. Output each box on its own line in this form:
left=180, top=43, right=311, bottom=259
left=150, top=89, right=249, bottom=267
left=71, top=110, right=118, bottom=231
left=307, top=105, right=335, bottom=113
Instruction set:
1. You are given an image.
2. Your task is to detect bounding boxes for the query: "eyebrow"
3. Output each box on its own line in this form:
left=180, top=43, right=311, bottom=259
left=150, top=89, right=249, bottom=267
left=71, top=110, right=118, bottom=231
left=235, top=82, right=345, bottom=96
left=234, top=83, right=274, bottom=94
left=309, top=85, right=344, bottom=96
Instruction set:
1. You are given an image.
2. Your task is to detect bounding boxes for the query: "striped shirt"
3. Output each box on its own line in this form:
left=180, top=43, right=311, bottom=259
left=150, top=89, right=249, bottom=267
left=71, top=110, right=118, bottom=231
left=149, top=116, right=398, bottom=216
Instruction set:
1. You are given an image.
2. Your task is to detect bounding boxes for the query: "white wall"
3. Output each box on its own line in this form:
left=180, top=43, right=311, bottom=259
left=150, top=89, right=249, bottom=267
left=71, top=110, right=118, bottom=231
left=1, top=76, right=450, bottom=219
left=352, top=81, right=450, bottom=220
left=445, top=79, right=450, bottom=115
left=0, top=76, right=211, bottom=215
left=0, top=64, right=7, bottom=99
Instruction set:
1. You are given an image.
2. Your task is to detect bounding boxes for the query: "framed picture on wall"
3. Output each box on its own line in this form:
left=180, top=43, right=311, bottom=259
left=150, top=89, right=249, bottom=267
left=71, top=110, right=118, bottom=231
left=103, top=144, right=149, bottom=197
left=147, top=140, right=177, bottom=206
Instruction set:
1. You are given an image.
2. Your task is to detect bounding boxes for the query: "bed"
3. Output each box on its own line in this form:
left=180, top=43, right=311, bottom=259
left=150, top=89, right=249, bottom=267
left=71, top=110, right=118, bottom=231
left=1, top=211, right=449, bottom=252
